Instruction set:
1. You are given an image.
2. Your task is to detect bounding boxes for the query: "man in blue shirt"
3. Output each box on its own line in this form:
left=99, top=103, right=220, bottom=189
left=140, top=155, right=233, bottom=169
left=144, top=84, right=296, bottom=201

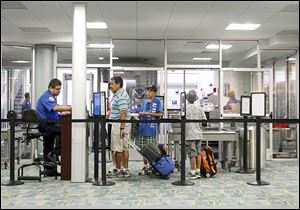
left=36, top=78, right=71, bottom=176
left=21, top=92, right=32, bottom=115
left=138, top=85, right=163, bottom=175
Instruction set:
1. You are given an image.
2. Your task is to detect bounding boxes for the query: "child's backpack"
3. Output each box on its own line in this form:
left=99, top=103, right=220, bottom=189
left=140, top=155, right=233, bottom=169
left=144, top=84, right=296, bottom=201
left=200, top=145, right=217, bottom=178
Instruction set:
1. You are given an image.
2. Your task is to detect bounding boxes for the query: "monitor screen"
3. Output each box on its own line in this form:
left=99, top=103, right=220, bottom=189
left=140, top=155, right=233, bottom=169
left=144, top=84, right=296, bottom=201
left=93, top=92, right=101, bottom=116
left=156, top=95, right=164, bottom=112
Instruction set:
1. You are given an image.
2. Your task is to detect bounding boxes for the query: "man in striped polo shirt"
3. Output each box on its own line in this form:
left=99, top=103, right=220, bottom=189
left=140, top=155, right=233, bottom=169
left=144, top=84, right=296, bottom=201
left=109, top=76, right=131, bottom=177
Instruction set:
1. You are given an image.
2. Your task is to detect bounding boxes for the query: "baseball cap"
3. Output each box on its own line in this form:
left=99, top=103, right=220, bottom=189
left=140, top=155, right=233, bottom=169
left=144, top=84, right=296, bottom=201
left=146, top=85, right=157, bottom=92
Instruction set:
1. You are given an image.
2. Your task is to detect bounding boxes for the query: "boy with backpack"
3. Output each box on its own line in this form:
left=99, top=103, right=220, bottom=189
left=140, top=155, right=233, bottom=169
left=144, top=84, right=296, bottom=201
left=185, top=89, right=207, bottom=179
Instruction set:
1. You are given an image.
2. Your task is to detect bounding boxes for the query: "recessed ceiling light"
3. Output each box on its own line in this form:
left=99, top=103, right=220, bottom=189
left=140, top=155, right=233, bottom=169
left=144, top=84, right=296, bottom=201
left=11, top=46, right=30, bottom=50
left=87, top=43, right=114, bottom=48
left=98, top=57, right=104, bottom=60
left=192, top=57, right=212, bottom=61
left=113, top=57, right=119, bottom=60
left=206, top=44, right=232, bottom=50
left=86, top=22, right=107, bottom=29
left=226, top=23, right=261, bottom=30
left=11, top=60, right=31, bottom=63
left=287, top=57, right=296, bottom=61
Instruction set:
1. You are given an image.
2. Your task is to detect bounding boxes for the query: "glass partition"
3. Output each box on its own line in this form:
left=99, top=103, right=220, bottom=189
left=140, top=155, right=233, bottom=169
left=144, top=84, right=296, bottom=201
left=57, top=47, right=72, bottom=64
left=265, top=123, right=298, bottom=159
left=1, top=69, right=9, bottom=128
left=221, top=41, right=257, bottom=68
left=263, top=66, right=271, bottom=114
left=57, top=47, right=111, bottom=65
left=1, top=45, right=32, bottom=119
left=167, top=70, right=184, bottom=109
left=274, top=59, right=287, bottom=119
left=56, top=67, right=98, bottom=115
left=167, top=40, right=220, bottom=65
left=260, top=49, right=297, bottom=159
left=288, top=55, right=297, bottom=118
left=112, top=39, right=164, bottom=67
left=222, top=70, right=251, bottom=114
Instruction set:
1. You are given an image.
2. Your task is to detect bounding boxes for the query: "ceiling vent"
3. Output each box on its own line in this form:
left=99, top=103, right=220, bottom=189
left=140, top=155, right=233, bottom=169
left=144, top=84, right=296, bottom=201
left=1, top=1, right=27, bottom=9
left=183, top=41, right=206, bottom=48
left=19, top=27, right=51, bottom=32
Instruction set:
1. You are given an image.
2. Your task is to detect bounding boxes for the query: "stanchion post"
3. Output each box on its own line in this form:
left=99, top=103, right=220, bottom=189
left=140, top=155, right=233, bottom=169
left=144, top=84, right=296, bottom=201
left=236, top=116, right=254, bottom=174
left=93, top=117, right=115, bottom=186
left=172, top=115, right=194, bottom=186
left=2, top=110, right=24, bottom=186
left=247, top=117, right=270, bottom=186
left=93, top=118, right=100, bottom=183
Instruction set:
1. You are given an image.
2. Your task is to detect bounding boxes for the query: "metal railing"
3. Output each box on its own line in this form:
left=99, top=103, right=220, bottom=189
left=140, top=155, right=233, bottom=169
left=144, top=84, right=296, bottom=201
left=1, top=111, right=299, bottom=187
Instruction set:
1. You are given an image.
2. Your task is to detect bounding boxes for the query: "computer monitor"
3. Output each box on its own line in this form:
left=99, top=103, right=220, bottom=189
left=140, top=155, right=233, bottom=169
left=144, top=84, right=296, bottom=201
left=92, top=92, right=106, bottom=116
left=156, top=95, right=164, bottom=112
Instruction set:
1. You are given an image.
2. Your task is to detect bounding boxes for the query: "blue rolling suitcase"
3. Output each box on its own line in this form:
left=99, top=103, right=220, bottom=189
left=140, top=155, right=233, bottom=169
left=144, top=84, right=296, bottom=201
left=124, top=137, right=175, bottom=177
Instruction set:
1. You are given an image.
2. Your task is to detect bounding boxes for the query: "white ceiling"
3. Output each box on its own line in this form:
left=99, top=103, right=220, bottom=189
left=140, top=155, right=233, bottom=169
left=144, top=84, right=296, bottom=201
left=1, top=1, right=299, bottom=67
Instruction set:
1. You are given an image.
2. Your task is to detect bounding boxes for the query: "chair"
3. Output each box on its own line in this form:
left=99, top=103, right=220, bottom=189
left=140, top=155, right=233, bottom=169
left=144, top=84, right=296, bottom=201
left=17, top=109, right=58, bottom=181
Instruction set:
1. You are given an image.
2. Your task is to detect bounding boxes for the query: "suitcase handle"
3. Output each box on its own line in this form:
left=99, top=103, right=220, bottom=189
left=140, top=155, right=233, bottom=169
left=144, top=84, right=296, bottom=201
left=123, top=135, right=141, bottom=151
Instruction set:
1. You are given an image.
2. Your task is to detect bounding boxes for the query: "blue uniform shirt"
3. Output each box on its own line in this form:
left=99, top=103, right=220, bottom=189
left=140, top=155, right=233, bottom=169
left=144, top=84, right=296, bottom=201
left=139, top=98, right=162, bottom=137
left=131, top=103, right=142, bottom=114
left=36, top=90, right=59, bottom=121
left=21, top=99, right=32, bottom=114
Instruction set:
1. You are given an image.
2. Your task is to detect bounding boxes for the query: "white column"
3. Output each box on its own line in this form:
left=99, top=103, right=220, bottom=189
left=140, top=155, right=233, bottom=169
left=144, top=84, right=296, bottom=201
left=34, top=44, right=55, bottom=105
left=296, top=48, right=299, bottom=160
left=71, top=2, right=87, bottom=182
left=256, top=42, right=263, bottom=91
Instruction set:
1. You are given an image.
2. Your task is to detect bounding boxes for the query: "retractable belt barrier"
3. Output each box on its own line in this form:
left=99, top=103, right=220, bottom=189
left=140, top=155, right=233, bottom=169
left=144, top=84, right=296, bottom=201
left=1, top=113, right=299, bottom=187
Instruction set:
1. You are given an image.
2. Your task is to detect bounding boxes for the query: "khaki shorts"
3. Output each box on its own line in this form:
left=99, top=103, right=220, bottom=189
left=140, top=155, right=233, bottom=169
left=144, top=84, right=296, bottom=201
left=111, top=123, right=131, bottom=152
left=186, top=140, right=202, bottom=158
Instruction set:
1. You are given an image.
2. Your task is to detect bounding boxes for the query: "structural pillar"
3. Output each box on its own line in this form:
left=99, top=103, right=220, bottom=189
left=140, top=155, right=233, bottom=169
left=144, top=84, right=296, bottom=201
left=33, top=44, right=55, bottom=157
left=71, top=2, right=87, bottom=182
left=33, top=44, right=55, bottom=105
left=296, top=49, right=299, bottom=160
left=256, top=42, right=263, bottom=91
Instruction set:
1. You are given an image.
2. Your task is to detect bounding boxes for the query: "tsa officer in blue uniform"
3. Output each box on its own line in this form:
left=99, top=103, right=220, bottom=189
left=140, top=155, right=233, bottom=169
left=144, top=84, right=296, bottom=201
left=36, top=78, right=71, bottom=175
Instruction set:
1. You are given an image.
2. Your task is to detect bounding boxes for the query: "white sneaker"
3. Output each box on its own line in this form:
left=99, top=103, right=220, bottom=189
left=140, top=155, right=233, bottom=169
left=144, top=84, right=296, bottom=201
left=189, top=173, right=198, bottom=180
left=123, top=169, right=131, bottom=177
left=107, top=168, right=117, bottom=178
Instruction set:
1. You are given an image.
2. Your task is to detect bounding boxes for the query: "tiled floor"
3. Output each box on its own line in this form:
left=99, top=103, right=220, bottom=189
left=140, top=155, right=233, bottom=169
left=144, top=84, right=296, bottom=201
left=1, top=155, right=299, bottom=209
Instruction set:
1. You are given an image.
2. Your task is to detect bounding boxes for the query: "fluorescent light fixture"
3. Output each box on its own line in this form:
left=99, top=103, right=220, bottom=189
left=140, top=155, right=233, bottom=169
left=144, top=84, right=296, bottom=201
left=88, top=43, right=114, bottom=48
left=287, top=57, right=296, bottom=61
left=206, top=44, right=232, bottom=50
left=192, top=57, right=212, bottom=61
left=114, top=71, right=124, bottom=74
left=112, top=57, right=119, bottom=60
left=110, top=66, right=123, bottom=70
left=86, top=22, right=107, bottom=29
left=11, top=60, right=31, bottom=63
left=98, top=57, right=104, bottom=60
left=226, top=23, right=261, bottom=30
left=12, top=46, right=30, bottom=49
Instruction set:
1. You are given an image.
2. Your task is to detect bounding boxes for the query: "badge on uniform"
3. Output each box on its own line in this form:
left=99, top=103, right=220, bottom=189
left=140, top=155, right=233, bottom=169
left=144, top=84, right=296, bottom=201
left=48, top=97, right=55, bottom=101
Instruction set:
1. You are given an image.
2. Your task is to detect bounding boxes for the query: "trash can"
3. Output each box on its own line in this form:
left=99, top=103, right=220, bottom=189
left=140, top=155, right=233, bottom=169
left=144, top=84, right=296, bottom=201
left=238, top=126, right=266, bottom=170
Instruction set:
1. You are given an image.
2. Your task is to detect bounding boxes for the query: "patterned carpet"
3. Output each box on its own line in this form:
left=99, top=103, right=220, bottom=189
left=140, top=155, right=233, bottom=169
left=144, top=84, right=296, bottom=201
left=1, top=154, right=299, bottom=209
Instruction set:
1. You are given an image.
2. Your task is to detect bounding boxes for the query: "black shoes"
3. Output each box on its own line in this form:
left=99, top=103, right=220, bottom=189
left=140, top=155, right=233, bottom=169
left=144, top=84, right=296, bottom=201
left=43, top=169, right=61, bottom=177
left=47, top=152, right=60, bottom=165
